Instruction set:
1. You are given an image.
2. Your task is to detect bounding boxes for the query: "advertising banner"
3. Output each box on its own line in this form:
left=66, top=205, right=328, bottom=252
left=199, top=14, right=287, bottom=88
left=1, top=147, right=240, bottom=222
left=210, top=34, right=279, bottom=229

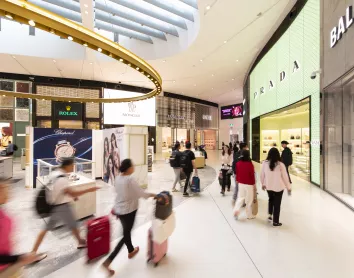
left=33, top=128, right=92, bottom=185
left=220, top=104, right=243, bottom=119
left=102, top=127, right=124, bottom=185
left=103, top=89, right=156, bottom=126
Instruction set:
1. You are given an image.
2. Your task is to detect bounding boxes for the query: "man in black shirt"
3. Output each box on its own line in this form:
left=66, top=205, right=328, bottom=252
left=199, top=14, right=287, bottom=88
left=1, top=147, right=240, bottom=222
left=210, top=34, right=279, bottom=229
left=180, top=142, right=197, bottom=197
left=281, top=141, right=293, bottom=184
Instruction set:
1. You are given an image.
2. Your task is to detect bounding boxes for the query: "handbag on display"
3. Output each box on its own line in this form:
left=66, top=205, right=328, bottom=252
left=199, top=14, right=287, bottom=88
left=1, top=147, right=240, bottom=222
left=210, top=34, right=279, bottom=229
left=268, top=136, right=272, bottom=140
left=296, top=135, right=301, bottom=139
left=263, top=150, right=267, bottom=153
left=290, top=135, right=295, bottom=139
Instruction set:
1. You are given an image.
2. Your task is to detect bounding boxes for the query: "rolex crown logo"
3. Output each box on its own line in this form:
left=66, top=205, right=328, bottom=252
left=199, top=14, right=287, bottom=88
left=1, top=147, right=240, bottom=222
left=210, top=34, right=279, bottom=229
left=66, top=106, right=71, bottom=111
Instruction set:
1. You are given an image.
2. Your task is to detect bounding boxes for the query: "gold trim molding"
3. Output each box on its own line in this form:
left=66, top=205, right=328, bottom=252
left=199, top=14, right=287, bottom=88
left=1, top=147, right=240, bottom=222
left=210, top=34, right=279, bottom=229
left=0, top=0, right=162, bottom=103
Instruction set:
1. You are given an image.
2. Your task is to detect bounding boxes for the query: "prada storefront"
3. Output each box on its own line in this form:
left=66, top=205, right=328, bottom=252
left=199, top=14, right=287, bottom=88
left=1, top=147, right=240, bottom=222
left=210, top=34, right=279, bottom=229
left=156, top=95, right=218, bottom=153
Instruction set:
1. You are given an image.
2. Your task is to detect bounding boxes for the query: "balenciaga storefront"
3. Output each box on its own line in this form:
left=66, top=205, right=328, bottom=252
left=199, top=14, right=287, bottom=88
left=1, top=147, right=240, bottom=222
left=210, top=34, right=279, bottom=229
left=322, top=1, right=354, bottom=209
left=246, top=0, right=321, bottom=184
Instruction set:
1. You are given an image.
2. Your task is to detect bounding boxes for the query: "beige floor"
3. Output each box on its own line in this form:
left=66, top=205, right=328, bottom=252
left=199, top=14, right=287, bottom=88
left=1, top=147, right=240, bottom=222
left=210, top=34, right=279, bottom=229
left=42, top=151, right=354, bottom=278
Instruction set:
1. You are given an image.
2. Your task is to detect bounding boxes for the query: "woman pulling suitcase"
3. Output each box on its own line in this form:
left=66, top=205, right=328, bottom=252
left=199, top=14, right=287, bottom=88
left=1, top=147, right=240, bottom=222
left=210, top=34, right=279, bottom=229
left=102, top=159, right=156, bottom=276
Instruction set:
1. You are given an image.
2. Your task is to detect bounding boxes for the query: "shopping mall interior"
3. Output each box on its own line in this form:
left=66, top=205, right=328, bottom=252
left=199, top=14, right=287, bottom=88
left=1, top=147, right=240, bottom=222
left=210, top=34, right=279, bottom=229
left=0, top=0, right=354, bottom=277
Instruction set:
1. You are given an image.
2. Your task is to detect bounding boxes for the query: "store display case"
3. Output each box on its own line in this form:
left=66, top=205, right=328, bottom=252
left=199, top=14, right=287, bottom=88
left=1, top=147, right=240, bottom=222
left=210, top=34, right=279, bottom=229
left=194, top=151, right=205, bottom=168
left=36, top=158, right=96, bottom=220
left=261, top=130, right=279, bottom=159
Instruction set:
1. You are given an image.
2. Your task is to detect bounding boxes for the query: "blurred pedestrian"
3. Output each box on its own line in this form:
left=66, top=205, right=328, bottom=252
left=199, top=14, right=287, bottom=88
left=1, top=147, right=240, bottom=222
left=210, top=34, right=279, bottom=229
left=220, top=145, right=232, bottom=195
left=102, top=159, right=156, bottom=276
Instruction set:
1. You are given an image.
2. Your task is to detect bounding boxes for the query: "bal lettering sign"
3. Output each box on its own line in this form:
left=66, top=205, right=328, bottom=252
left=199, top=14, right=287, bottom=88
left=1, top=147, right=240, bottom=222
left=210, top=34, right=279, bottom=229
left=330, top=6, right=353, bottom=48
left=253, top=60, right=300, bottom=99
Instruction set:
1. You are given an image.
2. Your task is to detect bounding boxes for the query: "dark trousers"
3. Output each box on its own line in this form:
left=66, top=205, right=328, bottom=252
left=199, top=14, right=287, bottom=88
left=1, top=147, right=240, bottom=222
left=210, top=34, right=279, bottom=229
left=267, top=190, right=284, bottom=224
left=183, top=171, right=192, bottom=194
left=221, top=169, right=231, bottom=192
left=285, top=165, right=292, bottom=183
left=107, top=210, right=137, bottom=262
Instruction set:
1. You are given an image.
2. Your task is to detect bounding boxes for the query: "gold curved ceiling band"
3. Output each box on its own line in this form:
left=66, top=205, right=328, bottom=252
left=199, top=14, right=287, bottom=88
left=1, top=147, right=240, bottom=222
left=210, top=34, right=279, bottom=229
left=0, top=0, right=162, bottom=103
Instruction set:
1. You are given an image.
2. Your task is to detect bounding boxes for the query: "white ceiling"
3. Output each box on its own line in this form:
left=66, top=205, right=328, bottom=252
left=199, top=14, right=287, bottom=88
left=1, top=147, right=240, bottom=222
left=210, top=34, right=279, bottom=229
left=0, top=0, right=296, bottom=104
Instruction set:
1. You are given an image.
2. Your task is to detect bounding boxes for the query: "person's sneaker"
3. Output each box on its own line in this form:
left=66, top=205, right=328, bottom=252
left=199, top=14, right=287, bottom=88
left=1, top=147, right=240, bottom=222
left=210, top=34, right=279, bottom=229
left=273, top=223, right=282, bottom=227
left=183, top=193, right=189, bottom=197
left=268, top=215, right=273, bottom=222
left=172, top=188, right=179, bottom=192
left=227, top=188, right=231, bottom=192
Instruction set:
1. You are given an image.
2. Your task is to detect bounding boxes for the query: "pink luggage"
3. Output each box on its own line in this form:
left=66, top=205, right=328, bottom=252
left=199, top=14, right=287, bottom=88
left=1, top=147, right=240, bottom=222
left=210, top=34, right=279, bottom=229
left=147, top=228, right=168, bottom=267
left=87, top=216, right=110, bottom=262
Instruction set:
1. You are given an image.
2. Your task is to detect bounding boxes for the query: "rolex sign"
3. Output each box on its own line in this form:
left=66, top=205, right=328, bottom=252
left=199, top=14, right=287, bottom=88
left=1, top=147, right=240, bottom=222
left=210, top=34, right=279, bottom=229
left=54, top=102, right=83, bottom=120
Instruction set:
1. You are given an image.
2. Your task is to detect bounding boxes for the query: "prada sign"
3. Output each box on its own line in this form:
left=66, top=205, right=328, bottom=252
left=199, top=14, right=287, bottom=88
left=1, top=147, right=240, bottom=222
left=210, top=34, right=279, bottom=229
left=254, top=60, right=300, bottom=99
left=330, top=6, right=353, bottom=48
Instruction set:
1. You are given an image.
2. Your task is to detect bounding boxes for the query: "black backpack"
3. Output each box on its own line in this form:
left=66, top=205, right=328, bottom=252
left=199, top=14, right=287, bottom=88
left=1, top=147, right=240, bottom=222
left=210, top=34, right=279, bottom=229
left=35, top=174, right=65, bottom=217
left=13, top=145, right=18, bottom=151
left=180, top=150, right=192, bottom=169
left=169, top=150, right=180, bottom=168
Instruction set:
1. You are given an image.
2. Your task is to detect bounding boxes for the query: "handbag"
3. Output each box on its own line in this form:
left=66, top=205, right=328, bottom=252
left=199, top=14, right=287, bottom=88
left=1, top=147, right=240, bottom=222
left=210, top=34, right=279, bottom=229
left=252, top=198, right=258, bottom=216
left=296, top=135, right=301, bottom=139
left=227, top=168, right=233, bottom=176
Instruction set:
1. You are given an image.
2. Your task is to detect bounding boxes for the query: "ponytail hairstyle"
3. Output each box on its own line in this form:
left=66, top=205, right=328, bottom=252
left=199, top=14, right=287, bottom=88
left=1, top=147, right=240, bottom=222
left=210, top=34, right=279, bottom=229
left=119, top=159, right=133, bottom=173
left=266, top=148, right=281, bottom=171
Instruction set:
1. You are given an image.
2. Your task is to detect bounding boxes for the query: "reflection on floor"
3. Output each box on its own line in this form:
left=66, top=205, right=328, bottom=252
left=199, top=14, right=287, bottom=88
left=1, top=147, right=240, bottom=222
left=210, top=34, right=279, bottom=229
left=6, top=151, right=354, bottom=278
left=5, top=158, right=216, bottom=278
left=334, top=192, right=354, bottom=209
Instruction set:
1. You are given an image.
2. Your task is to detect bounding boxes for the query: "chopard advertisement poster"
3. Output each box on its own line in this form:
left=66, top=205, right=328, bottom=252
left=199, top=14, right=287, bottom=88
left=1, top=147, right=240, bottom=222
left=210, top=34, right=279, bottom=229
left=33, top=128, right=92, bottom=185
left=102, top=127, right=124, bottom=185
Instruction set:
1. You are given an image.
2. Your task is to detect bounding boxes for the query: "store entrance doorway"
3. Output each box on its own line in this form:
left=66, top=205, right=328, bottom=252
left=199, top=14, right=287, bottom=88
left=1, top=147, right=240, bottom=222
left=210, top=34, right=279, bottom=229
left=260, top=98, right=310, bottom=180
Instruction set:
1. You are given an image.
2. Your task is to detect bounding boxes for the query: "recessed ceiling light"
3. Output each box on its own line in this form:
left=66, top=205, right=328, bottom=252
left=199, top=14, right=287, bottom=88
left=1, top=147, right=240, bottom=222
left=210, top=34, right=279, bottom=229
left=162, top=60, right=166, bottom=63
left=98, top=47, right=102, bottom=52
left=119, top=58, right=123, bottom=62
left=173, top=80, right=176, bottom=83
left=85, top=11, right=88, bottom=14
left=206, top=5, right=211, bottom=10
left=84, top=4, right=88, bottom=8
left=200, top=59, right=203, bottom=62
left=89, top=62, right=93, bottom=65
left=50, top=29, right=55, bottom=34
left=224, top=40, right=227, bottom=44
left=53, top=59, right=56, bottom=63
left=236, top=59, right=239, bottom=62
left=194, top=84, right=197, bottom=86
left=136, top=67, right=139, bottom=70
left=83, top=43, right=88, bottom=47
left=68, top=36, right=73, bottom=41
left=211, top=74, right=214, bottom=77
left=28, top=20, right=35, bottom=27
left=232, top=78, right=235, bottom=81
left=5, top=13, right=13, bottom=20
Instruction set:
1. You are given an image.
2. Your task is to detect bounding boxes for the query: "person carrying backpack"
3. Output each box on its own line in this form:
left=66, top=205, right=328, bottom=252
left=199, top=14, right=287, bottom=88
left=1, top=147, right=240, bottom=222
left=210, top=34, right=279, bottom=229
left=180, top=142, right=197, bottom=197
left=32, top=158, right=100, bottom=258
left=170, top=142, right=182, bottom=192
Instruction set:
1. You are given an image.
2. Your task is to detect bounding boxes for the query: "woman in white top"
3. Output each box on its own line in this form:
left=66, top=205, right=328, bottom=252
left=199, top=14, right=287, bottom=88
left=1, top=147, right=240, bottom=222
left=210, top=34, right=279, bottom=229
left=102, top=159, right=156, bottom=276
left=261, top=148, right=292, bottom=227
left=220, top=145, right=232, bottom=195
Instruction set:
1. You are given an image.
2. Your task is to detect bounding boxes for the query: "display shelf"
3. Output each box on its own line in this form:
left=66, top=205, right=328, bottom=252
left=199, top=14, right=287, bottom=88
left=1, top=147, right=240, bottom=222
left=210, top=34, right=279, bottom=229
left=261, top=130, right=280, bottom=159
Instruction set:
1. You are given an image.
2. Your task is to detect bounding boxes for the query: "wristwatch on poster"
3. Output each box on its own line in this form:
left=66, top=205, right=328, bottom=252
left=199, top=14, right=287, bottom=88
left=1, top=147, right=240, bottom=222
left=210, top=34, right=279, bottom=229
left=54, top=140, right=76, bottom=160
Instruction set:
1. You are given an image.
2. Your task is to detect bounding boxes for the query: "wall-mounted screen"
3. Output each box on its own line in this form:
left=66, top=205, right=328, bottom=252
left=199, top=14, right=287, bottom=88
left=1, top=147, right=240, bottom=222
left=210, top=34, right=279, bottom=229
left=220, top=104, right=243, bottom=119
left=103, top=89, right=156, bottom=126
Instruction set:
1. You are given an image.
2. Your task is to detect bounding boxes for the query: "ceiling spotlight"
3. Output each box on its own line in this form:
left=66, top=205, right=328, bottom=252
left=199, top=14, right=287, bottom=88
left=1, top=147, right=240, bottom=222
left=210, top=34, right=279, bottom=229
left=194, top=84, right=197, bottom=86
left=68, top=36, right=73, bottom=41
left=236, top=59, right=239, bottom=62
left=53, top=59, right=56, bottom=63
left=119, top=58, right=123, bottom=62
left=98, top=47, right=102, bottom=52
left=85, top=11, right=88, bottom=14
left=162, top=60, right=166, bottom=63
left=232, top=78, right=235, bottom=81
left=224, top=40, right=227, bottom=44
left=5, top=13, right=13, bottom=20
left=200, top=59, right=203, bottom=62
left=89, top=62, right=93, bottom=65
left=42, top=99, right=45, bottom=101
left=28, top=20, right=35, bottom=27
left=83, top=43, right=88, bottom=47
left=211, top=74, right=214, bottom=77
left=2, top=95, right=5, bottom=97
left=173, top=80, right=176, bottom=83
left=147, top=74, right=150, bottom=77
left=136, top=67, right=139, bottom=70
left=206, top=5, right=211, bottom=10
left=50, top=29, right=55, bottom=34
left=128, top=63, right=131, bottom=67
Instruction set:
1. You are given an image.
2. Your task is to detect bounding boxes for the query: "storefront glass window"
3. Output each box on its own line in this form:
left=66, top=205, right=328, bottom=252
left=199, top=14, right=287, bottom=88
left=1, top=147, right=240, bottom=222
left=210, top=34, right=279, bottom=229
left=324, top=74, right=354, bottom=208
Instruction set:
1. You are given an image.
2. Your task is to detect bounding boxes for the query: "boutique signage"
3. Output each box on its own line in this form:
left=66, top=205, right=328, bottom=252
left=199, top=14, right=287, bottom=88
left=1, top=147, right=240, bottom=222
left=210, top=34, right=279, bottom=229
left=54, top=102, right=83, bottom=120
left=167, top=114, right=185, bottom=120
left=330, top=6, right=353, bottom=48
left=202, top=115, right=212, bottom=121
left=253, top=60, right=300, bottom=99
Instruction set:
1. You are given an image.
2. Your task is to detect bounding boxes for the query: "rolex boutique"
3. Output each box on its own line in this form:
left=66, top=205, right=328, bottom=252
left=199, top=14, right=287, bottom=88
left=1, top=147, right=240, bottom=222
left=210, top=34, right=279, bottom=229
left=322, top=0, right=354, bottom=209
left=247, top=0, right=320, bottom=184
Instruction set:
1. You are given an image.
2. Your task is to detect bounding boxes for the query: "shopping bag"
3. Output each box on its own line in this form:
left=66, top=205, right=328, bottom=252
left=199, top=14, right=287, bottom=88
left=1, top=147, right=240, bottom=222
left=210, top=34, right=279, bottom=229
left=191, top=176, right=200, bottom=193
left=252, top=198, right=258, bottom=216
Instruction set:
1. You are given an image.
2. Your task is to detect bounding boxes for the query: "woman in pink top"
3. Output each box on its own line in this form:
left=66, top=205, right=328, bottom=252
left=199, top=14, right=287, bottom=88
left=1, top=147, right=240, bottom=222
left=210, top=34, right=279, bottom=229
left=0, top=182, right=44, bottom=277
left=261, top=148, right=291, bottom=227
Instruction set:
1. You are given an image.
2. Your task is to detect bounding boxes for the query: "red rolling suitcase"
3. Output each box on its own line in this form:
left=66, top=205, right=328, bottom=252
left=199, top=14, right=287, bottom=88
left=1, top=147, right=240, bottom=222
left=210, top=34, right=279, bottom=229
left=147, top=228, right=168, bottom=267
left=87, top=216, right=110, bottom=262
